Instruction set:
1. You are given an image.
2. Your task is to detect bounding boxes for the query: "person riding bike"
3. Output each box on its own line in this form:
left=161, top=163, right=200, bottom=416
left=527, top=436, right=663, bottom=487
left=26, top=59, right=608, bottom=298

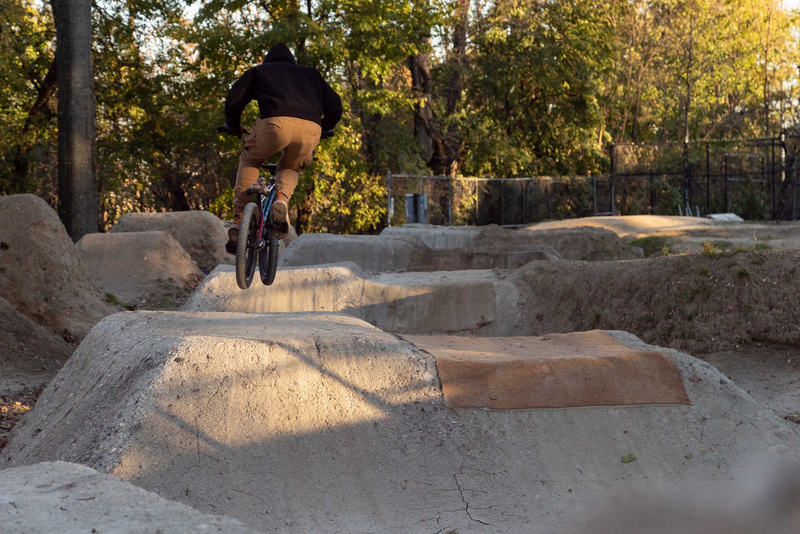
left=221, top=43, right=342, bottom=253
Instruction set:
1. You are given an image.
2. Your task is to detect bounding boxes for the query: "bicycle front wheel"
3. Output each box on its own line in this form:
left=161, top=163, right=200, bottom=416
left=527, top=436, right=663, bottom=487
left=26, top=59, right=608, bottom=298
left=259, top=210, right=279, bottom=285
left=236, top=202, right=259, bottom=290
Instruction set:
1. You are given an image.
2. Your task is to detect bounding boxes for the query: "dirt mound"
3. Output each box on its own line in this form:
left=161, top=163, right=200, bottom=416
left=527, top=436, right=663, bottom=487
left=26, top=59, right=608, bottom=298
left=109, top=211, right=232, bottom=272
left=380, top=224, right=642, bottom=261
left=503, top=225, right=643, bottom=260
left=0, top=194, right=119, bottom=343
left=280, top=233, right=560, bottom=271
left=183, top=263, right=523, bottom=334
left=516, top=249, right=800, bottom=354
left=532, top=215, right=717, bottom=236
left=76, top=231, right=204, bottom=309
left=0, top=462, right=262, bottom=533
left=0, top=296, right=72, bottom=396
left=3, top=312, right=799, bottom=533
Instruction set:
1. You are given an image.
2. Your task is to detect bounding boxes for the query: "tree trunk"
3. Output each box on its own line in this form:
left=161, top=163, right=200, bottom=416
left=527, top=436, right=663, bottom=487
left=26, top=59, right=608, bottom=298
left=55, top=0, right=98, bottom=241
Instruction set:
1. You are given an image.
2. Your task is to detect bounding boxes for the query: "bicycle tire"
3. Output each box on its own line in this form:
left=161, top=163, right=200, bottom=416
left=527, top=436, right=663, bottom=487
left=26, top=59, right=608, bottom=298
left=236, top=203, right=259, bottom=289
left=259, top=211, right=279, bottom=285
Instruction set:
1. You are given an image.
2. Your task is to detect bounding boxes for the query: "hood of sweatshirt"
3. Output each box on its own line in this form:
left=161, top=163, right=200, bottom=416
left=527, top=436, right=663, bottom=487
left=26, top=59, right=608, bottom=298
left=263, top=43, right=296, bottom=65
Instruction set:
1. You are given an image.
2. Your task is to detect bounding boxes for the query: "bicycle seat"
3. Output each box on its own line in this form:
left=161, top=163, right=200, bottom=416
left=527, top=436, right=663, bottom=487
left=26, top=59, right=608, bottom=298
left=261, top=163, right=278, bottom=175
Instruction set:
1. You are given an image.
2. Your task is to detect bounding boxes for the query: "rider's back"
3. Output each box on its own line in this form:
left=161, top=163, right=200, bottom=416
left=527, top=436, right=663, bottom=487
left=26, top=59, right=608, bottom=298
left=225, top=43, right=341, bottom=131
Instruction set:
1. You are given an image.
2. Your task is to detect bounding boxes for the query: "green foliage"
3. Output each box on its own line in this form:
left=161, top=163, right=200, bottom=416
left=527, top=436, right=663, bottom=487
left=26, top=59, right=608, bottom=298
left=3, top=0, right=800, bottom=231
left=629, top=235, right=672, bottom=257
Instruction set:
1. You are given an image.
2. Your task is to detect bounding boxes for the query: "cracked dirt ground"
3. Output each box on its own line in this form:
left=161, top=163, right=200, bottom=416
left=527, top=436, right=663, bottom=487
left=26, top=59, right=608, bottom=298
left=3, top=313, right=800, bottom=533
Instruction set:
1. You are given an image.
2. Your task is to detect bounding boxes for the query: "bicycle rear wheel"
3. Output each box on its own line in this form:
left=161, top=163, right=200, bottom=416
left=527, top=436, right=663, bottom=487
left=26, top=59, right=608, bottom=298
left=259, top=210, right=279, bottom=285
left=236, top=203, right=259, bottom=289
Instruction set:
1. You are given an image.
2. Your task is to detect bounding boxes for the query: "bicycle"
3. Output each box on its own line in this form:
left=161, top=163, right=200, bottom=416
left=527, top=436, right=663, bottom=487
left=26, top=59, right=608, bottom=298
left=216, top=123, right=333, bottom=289
left=216, top=125, right=280, bottom=289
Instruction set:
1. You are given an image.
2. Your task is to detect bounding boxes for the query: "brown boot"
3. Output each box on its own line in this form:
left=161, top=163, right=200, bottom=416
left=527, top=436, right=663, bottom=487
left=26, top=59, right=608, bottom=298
left=271, top=192, right=290, bottom=240
left=225, top=224, right=239, bottom=255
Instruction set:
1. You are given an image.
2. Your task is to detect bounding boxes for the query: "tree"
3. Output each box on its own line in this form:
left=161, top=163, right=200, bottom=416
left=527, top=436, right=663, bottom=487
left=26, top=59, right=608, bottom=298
left=54, top=0, right=97, bottom=240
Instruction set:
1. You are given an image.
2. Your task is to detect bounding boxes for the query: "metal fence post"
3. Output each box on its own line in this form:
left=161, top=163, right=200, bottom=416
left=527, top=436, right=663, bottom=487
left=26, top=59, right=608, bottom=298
left=683, top=141, right=690, bottom=215
left=387, top=171, right=391, bottom=226
left=609, top=143, right=615, bottom=215
left=448, top=178, right=452, bottom=226
left=772, top=137, right=777, bottom=220
left=706, top=143, right=710, bottom=216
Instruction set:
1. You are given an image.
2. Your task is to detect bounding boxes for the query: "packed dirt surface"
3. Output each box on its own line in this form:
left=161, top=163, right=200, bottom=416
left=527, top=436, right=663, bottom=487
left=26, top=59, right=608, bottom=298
left=532, top=215, right=717, bottom=236
left=110, top=211, right=233, bottom=272
left=183, top=263, right=523, bottom=335
left=0, top=194, right=119, bottom=343
left=76, top=231, right=204, bottom=309
left=3, top=313, right=799, bottom=533
left=517, top=249, right=800, bottom=355
left=0, top=461, right=261, bottom=533
left=702, top=343, right=800, bottom=418
left=281, top=232, right=561, bottom=271
left=0, top=296, right=72, bottom=397
left=382, top=223, right=642, bottom=261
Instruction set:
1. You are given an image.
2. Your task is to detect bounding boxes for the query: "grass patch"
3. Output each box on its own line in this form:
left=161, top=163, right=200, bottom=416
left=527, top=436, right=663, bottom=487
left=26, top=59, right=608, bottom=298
left=629, top=236, right=672, bottom=257
left=753, top=243, right=772, bottom=251
left=702, top=241, right=722, bottom=257
left=106, top=293, right=136, bottom=311
left=736, top=266, right=750, bottom=279
left=711, top=240, right=732, bottom=250
left=589, top=310, right=602, bottom=329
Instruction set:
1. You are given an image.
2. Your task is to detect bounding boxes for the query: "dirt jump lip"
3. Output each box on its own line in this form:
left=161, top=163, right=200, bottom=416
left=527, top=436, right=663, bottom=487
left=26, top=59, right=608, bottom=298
left=3, top=311, right=799, bottom=533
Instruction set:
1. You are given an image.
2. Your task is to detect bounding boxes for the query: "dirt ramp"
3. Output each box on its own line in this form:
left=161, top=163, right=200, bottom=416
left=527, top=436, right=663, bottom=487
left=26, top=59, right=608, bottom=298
left=0, top=194, right=119, bottom=342
left=280, top=233, right=424, bottom=270
left=281, top=232, right=560, bottom=271
left=183, top=263, right=521, bottom=334
left=76, top=231, right=204, bottom=309
left=3, top=314, right=800, bottom=533
left=110, top=211, right=232, bottom=272
left=381, top=224, right=641, bottom=261
left=0, top=296, right=72, bottom=395
left=0, top=461, right=262, bottom=533
left=516, top=249, right=800, bottom=354
left=511, top=226, right=643, bottom=260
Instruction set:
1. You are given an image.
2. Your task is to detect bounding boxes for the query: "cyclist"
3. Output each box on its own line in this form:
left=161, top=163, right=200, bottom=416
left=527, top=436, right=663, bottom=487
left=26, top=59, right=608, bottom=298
left=221, top=43, right=342, bottom=253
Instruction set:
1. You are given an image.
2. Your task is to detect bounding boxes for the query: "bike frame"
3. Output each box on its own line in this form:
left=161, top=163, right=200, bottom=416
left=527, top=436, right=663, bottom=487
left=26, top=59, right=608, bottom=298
left=254, top=175, right=277, bottom=250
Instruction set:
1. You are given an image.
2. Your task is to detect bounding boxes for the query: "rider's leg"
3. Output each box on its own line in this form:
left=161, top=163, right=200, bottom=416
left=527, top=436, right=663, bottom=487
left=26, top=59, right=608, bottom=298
left=228, top=118, right=289, bottom=252
left=273, top=118, right=322, bottom=239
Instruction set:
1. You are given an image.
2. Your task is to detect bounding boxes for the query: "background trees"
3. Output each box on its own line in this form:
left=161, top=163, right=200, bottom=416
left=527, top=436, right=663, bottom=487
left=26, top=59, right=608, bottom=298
left=1, top=0, right=798, bottom=233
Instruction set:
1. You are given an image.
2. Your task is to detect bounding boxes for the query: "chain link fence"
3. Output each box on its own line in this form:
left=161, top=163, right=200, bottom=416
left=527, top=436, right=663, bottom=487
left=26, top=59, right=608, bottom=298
left=388, top=136, right=800, bottom=227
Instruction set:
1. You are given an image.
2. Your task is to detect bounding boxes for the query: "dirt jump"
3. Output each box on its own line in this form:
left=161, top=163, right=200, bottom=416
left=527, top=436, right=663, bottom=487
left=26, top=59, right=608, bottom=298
left=3, top=209, right=800, bottom=533
left=3, top=312, right=799, bottom=533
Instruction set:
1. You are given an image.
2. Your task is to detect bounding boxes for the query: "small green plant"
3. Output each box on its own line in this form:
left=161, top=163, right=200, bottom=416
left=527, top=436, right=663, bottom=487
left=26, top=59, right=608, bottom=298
left=662, top=244, right=672, bottom=257
left=687, top=314, right=694, bottom=321
left=621, top=453, right=637, bottom=464
left=105, top=293, right=136, bottom=311
left=589, top=310, right=602, bottom=329
left=736, top=266, right=750, bottom=279
left=736, top=337, right=745, bottom=345
left=605, top=249, right=616, bottom=260
left=702, top=241, right=721, bottom=256
left=753, top=243, right=771, bottom=251
left=699, top=267, right=708, bottom=275
left=629, top=236, right=672, bottom=257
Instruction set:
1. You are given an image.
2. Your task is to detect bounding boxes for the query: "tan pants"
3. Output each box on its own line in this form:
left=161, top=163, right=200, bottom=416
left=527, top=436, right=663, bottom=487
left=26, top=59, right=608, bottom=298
left=233, top=116, right=321, bottom=224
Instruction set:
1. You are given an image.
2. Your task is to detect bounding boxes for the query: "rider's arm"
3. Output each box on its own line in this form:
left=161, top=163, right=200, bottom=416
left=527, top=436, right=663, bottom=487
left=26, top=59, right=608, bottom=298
left=225, top=68, right=256, bottom=130
left=320, top=75, right=342, bottom=132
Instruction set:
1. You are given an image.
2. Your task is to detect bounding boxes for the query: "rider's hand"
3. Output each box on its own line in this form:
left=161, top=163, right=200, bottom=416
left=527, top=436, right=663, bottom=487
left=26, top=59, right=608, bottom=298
left=218, top=123, right=245, bottom=138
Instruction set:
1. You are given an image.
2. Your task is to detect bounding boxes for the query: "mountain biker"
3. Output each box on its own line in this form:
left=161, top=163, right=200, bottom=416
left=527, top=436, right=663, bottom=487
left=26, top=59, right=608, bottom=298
left=221, top=43, right=342, bottom=254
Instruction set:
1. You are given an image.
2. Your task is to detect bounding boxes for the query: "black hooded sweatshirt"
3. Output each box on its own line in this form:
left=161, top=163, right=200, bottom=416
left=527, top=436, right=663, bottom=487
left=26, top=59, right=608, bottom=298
left=224, top=43, right=342, bottom=131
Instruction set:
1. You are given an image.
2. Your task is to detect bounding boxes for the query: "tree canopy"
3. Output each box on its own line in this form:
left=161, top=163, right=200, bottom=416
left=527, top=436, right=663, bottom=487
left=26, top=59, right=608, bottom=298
left=1, top=0, right=798, bottom=232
